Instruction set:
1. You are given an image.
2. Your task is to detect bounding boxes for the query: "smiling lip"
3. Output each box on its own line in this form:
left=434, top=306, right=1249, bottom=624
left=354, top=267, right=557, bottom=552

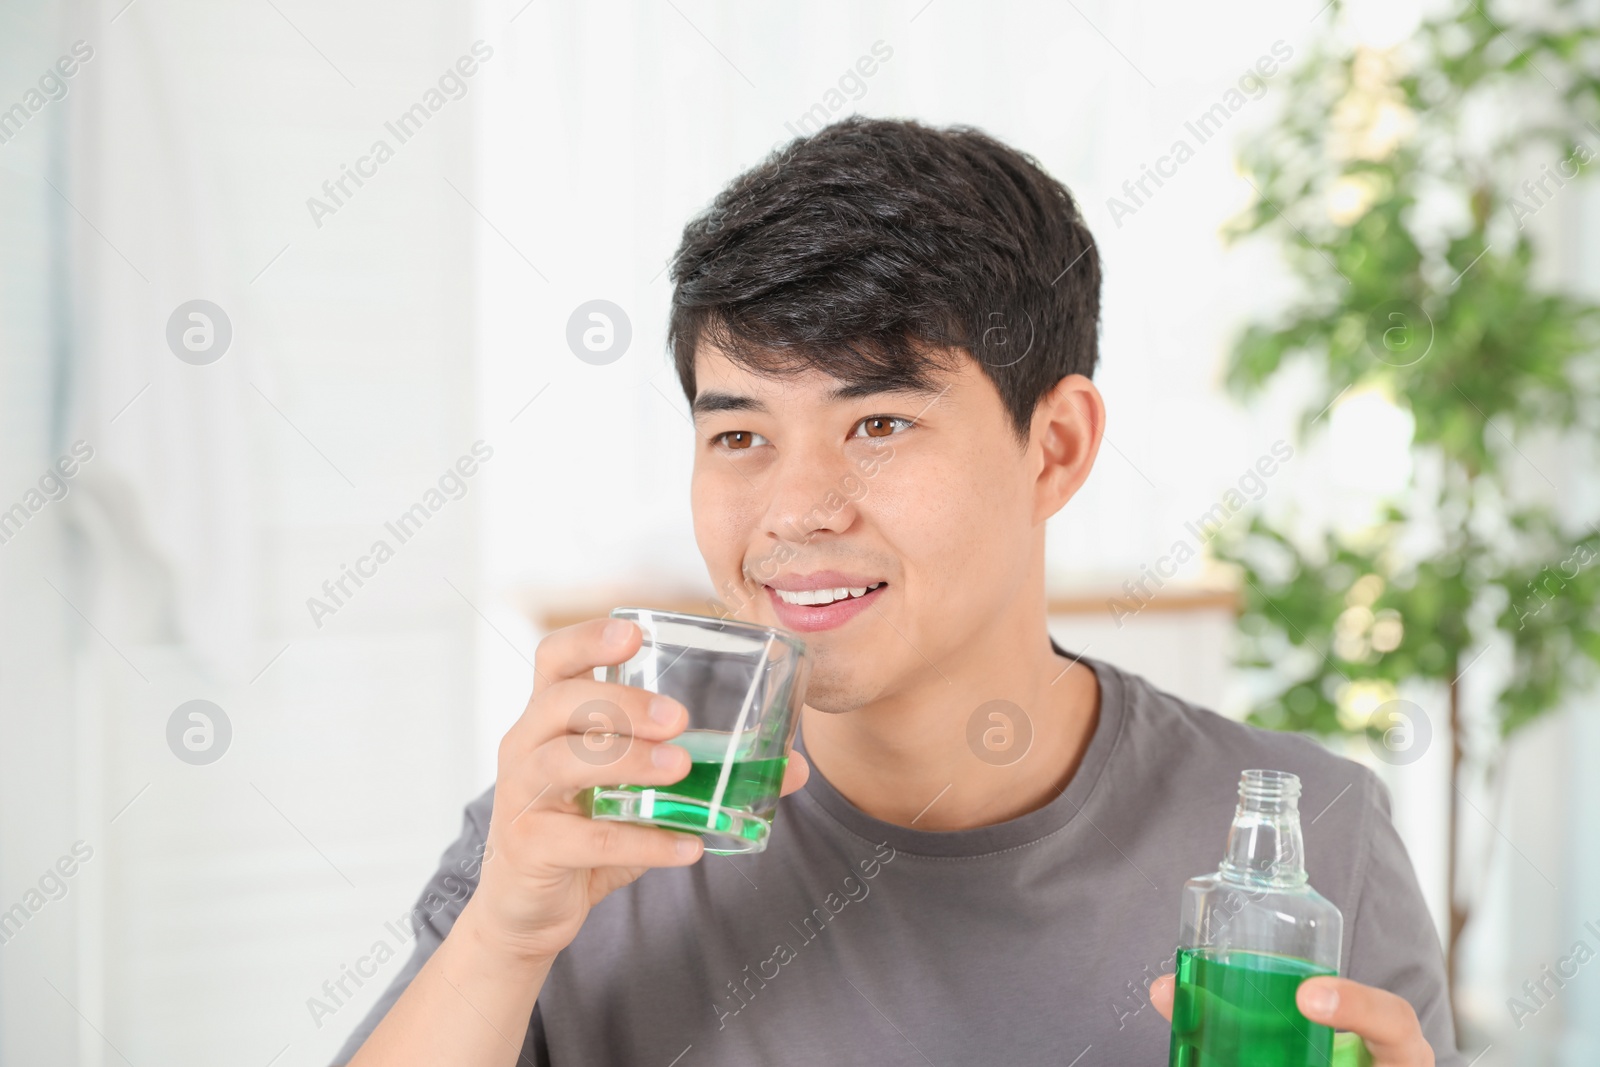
left=765, top=570, right=885, bottom=592
left=763, top=571, right=887, bottom=633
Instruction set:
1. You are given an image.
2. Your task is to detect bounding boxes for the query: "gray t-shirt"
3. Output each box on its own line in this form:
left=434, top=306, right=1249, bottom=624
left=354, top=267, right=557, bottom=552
left=331, top=649, right=1462, bottom=1065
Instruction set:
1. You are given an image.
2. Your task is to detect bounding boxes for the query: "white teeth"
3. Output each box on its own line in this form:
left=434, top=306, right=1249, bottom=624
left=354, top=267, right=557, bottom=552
left=774, top=582, right=883, bottom=606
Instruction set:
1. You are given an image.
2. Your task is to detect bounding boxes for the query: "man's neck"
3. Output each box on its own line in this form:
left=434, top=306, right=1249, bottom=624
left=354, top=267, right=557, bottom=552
left=797, top=626, right=1101, bottom=832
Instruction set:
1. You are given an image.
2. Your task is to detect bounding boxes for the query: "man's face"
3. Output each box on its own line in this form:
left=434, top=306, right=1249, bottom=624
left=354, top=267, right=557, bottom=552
left=689, top=344, right=1045, bottom=713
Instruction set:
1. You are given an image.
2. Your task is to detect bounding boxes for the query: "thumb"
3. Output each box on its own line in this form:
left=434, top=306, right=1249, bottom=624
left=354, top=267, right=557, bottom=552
left=1148, top=973, right=1175, bottom=1022
left=779, top=750, right=811, bottom=796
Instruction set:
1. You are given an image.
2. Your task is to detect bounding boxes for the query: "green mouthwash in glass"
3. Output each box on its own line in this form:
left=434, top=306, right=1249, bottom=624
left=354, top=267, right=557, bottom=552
left=1168, top=769, right=1343, bottom=1067
left=584, top=607, right=809, bottom=856
left=585, top=729, right=788, bottom=852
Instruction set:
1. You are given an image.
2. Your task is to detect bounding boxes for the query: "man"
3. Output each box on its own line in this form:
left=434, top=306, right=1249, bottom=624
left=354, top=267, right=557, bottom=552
left=336, top=117, right=1458, bottom=1066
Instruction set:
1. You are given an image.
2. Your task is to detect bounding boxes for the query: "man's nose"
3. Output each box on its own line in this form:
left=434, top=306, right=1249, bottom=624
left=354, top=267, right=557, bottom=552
left=759, top=440, right=863, bottom=544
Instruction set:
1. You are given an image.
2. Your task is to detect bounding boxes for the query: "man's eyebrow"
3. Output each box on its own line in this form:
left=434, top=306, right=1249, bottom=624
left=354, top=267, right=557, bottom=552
left=691, top=391, right=767, bottom=416
left=691, top=380, right=946, bottom=417
left=825, top=380, right=946, bottom=402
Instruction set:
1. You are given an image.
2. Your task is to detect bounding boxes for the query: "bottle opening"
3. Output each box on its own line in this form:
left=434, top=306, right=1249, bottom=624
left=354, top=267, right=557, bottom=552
left=1221, top=769, right=1308, bottom=886
left=1239, top=768, right=1301, bottom=804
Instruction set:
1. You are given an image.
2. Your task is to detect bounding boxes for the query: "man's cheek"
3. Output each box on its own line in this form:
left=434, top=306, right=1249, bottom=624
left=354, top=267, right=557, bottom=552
left=691, top=482, right=758, bottom=573
left=887, top=478, right=996, bottom=604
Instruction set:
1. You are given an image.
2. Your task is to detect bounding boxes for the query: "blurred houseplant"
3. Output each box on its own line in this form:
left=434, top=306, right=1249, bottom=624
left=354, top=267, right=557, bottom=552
left=1213, top=0, right=1600, bottom=1024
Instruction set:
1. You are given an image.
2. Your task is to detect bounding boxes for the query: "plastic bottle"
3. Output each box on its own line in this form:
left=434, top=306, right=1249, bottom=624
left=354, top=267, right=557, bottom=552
left=1167, top=769, right=1344, bottom=1067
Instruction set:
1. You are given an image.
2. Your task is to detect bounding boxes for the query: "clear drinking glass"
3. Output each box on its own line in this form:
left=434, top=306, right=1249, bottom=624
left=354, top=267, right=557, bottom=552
left=580, top=607, right=810, bottom=855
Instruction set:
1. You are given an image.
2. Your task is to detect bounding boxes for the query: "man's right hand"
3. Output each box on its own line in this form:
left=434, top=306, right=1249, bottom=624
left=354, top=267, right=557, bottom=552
left=347, top=615, right=813, bottom=1066
left=464, top=616, right=811, bottom=965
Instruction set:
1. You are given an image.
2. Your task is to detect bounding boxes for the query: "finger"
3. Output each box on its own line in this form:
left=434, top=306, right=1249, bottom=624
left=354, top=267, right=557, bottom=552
left=1148, top=973, right=1175, bottom=1022
left=1296, top=977, right=1428, bottom=1064
left=779, top=751, right=811, bottom=796
left=532, top=617, right=642, bottom=693
left=527, top=729, right=694, bottom=801
left=507, top=677, right=687, bottom=761
left=537, top=811, right=705, bottom=870
left=538, top=677, right=689, bottom=741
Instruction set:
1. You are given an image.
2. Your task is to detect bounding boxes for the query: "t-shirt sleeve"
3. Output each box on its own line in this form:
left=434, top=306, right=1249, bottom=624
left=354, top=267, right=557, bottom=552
left=1344, top=768, right=1465, bottom=1066
left=328, top=783, right=547, bottom=1066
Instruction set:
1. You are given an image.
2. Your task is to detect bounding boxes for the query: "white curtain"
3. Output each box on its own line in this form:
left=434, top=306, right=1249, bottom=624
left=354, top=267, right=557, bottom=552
left=2, top=1, right=487, bottom=1063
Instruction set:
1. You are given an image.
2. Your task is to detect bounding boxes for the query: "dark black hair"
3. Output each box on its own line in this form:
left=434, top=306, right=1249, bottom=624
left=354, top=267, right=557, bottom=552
left=667, top=116, right=1101, bottom=442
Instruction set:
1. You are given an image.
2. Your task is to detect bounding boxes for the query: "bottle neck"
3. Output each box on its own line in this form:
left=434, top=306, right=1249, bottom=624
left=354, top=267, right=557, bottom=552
left=1218, top=770, right=1307, bottom=887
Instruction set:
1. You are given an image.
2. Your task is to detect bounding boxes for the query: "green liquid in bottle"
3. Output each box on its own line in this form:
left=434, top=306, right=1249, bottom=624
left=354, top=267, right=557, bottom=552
left=1169, top=947, right=1336, bottom=1067
left=586, top=729, right=787, bottom=849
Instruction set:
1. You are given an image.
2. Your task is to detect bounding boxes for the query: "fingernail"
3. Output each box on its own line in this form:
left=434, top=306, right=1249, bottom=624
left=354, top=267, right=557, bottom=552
left=652, top=743, right=684, bottom=769
left=676, top=836, right=702, bottom=859
left=1300, top=984, right=1338, bottom=1017
left=604, top=619, right=631, bottom=645
left=649, top=696, right=678, bottom=724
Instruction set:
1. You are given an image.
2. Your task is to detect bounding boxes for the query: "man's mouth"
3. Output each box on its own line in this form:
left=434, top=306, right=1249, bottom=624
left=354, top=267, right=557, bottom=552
left=762, top=572, right=889, bottom=632
left=770, top=581, right=886, bottom=607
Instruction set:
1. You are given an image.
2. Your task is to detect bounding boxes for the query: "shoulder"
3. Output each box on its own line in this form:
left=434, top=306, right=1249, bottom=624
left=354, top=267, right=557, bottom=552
left=416, top=782, right=497, bottom=917
left=1092, top=657, right=1387, bottom=891
left=463, top=780, right=495, bottom=837
left=1094, top=661, right=1457, bottom=1055
left=1099, top=656, right=1380, bottom=804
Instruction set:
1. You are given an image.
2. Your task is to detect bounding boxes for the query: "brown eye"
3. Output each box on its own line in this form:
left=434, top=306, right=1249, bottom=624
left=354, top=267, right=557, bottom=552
left=854, top=416, right=910, bottom=439
left=715, top=430, right=767, bottom=450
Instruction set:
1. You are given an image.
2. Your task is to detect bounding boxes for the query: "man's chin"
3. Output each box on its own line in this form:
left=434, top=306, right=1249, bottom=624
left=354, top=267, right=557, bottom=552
left=801, top=693, right=864, bottom=715
left=796, top=657, right=885, bottom=715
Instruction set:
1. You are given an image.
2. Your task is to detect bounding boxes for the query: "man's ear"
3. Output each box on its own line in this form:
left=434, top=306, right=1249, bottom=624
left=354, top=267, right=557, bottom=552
left=1030, top=374, right=1105, bottom=524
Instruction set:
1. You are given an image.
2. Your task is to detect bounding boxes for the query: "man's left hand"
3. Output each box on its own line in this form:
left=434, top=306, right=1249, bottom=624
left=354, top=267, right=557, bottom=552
left=1148, top=973, right=1434, bottom=1066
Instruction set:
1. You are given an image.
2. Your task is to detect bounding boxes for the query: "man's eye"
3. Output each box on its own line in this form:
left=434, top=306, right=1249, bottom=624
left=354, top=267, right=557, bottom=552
left=713, top=430, right=768, bottom=450
left=853, top=416, right=913, bottom=439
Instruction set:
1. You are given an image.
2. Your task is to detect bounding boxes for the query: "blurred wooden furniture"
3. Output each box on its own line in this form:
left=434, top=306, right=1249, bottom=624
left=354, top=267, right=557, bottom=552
left=529, top=585, right=1238, bottom=632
